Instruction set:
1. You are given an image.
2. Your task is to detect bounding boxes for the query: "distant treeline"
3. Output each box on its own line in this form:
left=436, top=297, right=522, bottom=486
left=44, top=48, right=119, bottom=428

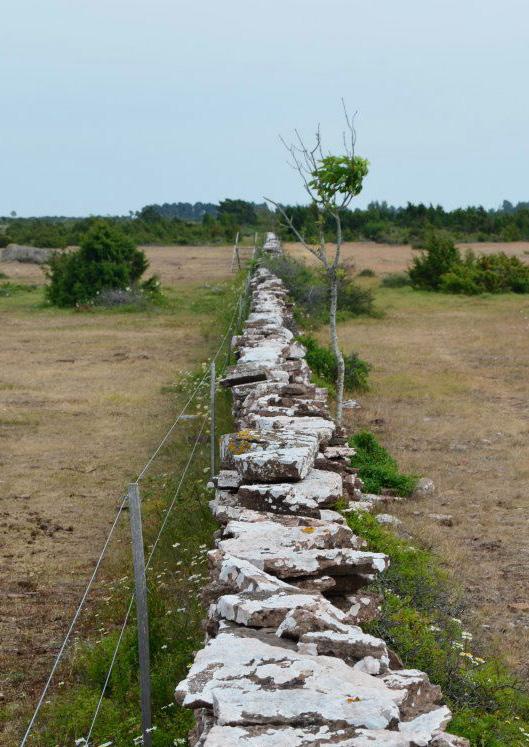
left=2, top=199, right=529, bottom=249
left=278, top=200, right=529, bottom=244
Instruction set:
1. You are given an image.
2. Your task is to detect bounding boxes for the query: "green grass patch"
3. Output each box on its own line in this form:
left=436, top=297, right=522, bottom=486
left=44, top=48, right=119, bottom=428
left=349, top=430, right=417, bottom=496
left=298, top=334, right=370, bottom=393
left=0, top=282, right=39, bottom=297
left=345, top=511, right=529, bottom=746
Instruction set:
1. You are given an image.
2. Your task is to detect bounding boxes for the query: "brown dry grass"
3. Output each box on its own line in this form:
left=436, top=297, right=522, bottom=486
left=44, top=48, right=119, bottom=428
left=301, top=247, right=529, bottom=676
left=0, top=243, right=247, bottom=286
left=0, top=244, right=241, bottom=737
left=285, top=239, right=529, bottom=276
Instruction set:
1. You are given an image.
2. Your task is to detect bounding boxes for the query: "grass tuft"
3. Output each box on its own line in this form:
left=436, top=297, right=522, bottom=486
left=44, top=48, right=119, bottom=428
left=349, top=430, right=417, bottom=496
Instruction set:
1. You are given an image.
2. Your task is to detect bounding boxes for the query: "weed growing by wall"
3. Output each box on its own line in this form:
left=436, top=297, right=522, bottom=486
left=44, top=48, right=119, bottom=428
left=345, top=510, right=529, bottom=746
left=349, top=430, right=417, bottom=496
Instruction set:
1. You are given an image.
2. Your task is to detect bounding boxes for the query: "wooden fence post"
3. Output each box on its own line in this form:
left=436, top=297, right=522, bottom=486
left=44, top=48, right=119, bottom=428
left=210, top=361, right=216, bottom=477
left=127, top=483, right=153, bottom=747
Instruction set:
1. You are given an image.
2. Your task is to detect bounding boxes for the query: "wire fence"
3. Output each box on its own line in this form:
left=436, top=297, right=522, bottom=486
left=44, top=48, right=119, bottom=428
left=19, top=256, right=255, bottom=747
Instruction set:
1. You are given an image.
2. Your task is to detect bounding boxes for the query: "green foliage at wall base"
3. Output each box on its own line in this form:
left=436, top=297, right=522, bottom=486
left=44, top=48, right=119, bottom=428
left=349, top=430, right=417, bottom=496
left=298, top=334, right=370, bottom=392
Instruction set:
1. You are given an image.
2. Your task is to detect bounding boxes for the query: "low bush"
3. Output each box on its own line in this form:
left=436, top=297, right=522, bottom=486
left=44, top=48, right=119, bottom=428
left=357, top=268, right=375, bottom=277
left=349, top=430, right=417, bottom=496
left=46, top=221, right=159, bottom=308
left=345, top=510, right=529, bottom=745
left=409, top=232, right=461, bottom=290
left=409, top=232, right=529, bottom=295
left=381, top=271, right=411, bottom=288
left=440, top=252, right=529, bottom=295
left=298, top=335, right=370, bottom=392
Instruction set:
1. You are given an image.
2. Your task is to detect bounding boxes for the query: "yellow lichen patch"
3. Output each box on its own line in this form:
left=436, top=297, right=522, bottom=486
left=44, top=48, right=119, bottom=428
left=228, top=439, right=252, bottom=455
left=301, top=526, right=316, bottom=534
left=237, top=428, right=256, bottom=440
left=346, top=696, right=361, bottom=703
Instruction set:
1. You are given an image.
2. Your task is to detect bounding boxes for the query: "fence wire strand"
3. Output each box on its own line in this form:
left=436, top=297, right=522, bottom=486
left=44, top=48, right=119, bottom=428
left=86, top=414, right=209, bottom=743
left=19, top=268, right=251, bottom=747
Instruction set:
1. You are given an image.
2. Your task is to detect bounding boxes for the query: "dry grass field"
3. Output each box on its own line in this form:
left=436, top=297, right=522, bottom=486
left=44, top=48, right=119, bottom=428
left=295, top=243, right=529, bottom=677
left=286, top=239, right=529, bottom=276
left=0, top=244, right=244, bottom=736
left=2, top=238, right=529, bottom=739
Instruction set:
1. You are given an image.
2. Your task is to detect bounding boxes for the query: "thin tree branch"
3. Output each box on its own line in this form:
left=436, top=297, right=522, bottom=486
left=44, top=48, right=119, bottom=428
left=264, top=197, right=324, bottom=263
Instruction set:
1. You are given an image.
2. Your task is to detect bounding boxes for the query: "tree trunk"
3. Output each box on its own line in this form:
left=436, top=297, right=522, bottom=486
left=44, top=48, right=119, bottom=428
left=329, top=269, right=345, bottom=425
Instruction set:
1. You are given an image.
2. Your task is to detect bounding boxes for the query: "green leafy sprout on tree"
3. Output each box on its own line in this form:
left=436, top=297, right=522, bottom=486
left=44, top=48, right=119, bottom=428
left=266, top=101, right=369, bottom=424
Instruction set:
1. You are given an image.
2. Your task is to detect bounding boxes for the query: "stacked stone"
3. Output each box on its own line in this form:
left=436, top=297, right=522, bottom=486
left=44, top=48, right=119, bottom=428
left=175, top=268, right=468, bottom=747
left=262, top=231, right=283, bottom=255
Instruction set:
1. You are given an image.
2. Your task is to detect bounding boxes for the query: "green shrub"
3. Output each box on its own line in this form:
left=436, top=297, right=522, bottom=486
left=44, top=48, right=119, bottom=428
left=409, top=232, right=529, bottom=295
left=357, top=268, right=375, bottom=277
left=440, top=252, right=529, bottom=295
left=298, top=335, right=370, bottom=392
left=262, top=254, right=374, bottom=323
left=46, top=221, right=154, bottom=307
left=381, top=271, right=411, bottom=288
left=409, top=232, right=461, bottom=290
left=349, top=430, right=417, bottom=496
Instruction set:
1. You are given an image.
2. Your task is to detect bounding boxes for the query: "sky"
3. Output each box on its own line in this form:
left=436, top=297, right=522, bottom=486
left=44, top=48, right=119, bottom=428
left=2, top=0, right=529, bottom=216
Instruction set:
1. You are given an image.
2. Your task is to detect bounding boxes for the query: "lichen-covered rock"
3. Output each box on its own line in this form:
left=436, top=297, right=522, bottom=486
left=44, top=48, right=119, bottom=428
left=430, top=733, right=470, bottom=747
left=299, top=629, right=389, bottom=666
left=382, top=670, right=442, bottom=719
left=216, top=470, right=242, bottom=490
left=236, top=469, right=342, bottom=516
left=398, top=706, right=452, bottom=743
left=232, top=434, right=320, bottom=483
left=342, top=594, right=382, bottom=625
left=176, top=631, right=403, bottom=729
left=323, top=446, right=357, bottom=460
left=216, top=591, right=346, bottom=629
left=221, top=364, right=268, bottom=388
left=413, top=477, right=435, bottom=499
left=196, top=723, right=408, bottom=746
left=248, top=415, right=335, bottom=445
left=217, top=518, right=387, bottom=580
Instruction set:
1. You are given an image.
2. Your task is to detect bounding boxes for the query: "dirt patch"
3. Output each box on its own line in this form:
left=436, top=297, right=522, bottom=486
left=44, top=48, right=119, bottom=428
left=330, top=286, right=529, bottom=678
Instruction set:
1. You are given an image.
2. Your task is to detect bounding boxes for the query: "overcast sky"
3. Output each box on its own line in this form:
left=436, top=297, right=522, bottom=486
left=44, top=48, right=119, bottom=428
left=2, top=0, right=529, bottom=216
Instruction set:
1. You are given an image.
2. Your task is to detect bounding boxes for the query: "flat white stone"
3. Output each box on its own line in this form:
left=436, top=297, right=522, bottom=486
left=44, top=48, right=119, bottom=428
left=398, top=706, right=452, bottom=743
left=199, top=724, right=362, bottom=746
left=233, top=435, right=319, bottom=483
left=237, top=469, right=342, bottom=514
left=216, top=591, right=328, bottom=628
left=249, top=415, right=335, bottom=445
left=176, top=631, right=402, bottom=731
left=323, top=446, right=357, bottom=460
left=300, top=629, right=388, bottom=664
left=214, top=553, right=297, bottom=595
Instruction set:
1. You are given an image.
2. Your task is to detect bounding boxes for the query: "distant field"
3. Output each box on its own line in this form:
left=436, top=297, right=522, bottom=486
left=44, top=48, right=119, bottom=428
left=286, top=239, right=529, bottom=274
left=0, top=243, right=244, bottom=286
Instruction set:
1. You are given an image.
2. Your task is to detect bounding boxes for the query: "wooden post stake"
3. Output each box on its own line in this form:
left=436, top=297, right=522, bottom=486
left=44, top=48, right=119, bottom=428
left=127, top=483, right=152, bottom=747
left=210, top=361, right=216, bottom=477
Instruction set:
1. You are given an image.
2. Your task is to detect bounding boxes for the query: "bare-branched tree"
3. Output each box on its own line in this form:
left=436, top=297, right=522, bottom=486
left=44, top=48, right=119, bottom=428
left=265, top=103, right=369, bottom=425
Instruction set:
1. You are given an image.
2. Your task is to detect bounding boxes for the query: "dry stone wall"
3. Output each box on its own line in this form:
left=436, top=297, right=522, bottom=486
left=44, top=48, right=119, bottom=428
left=175, top=238, right=468, bottom=746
